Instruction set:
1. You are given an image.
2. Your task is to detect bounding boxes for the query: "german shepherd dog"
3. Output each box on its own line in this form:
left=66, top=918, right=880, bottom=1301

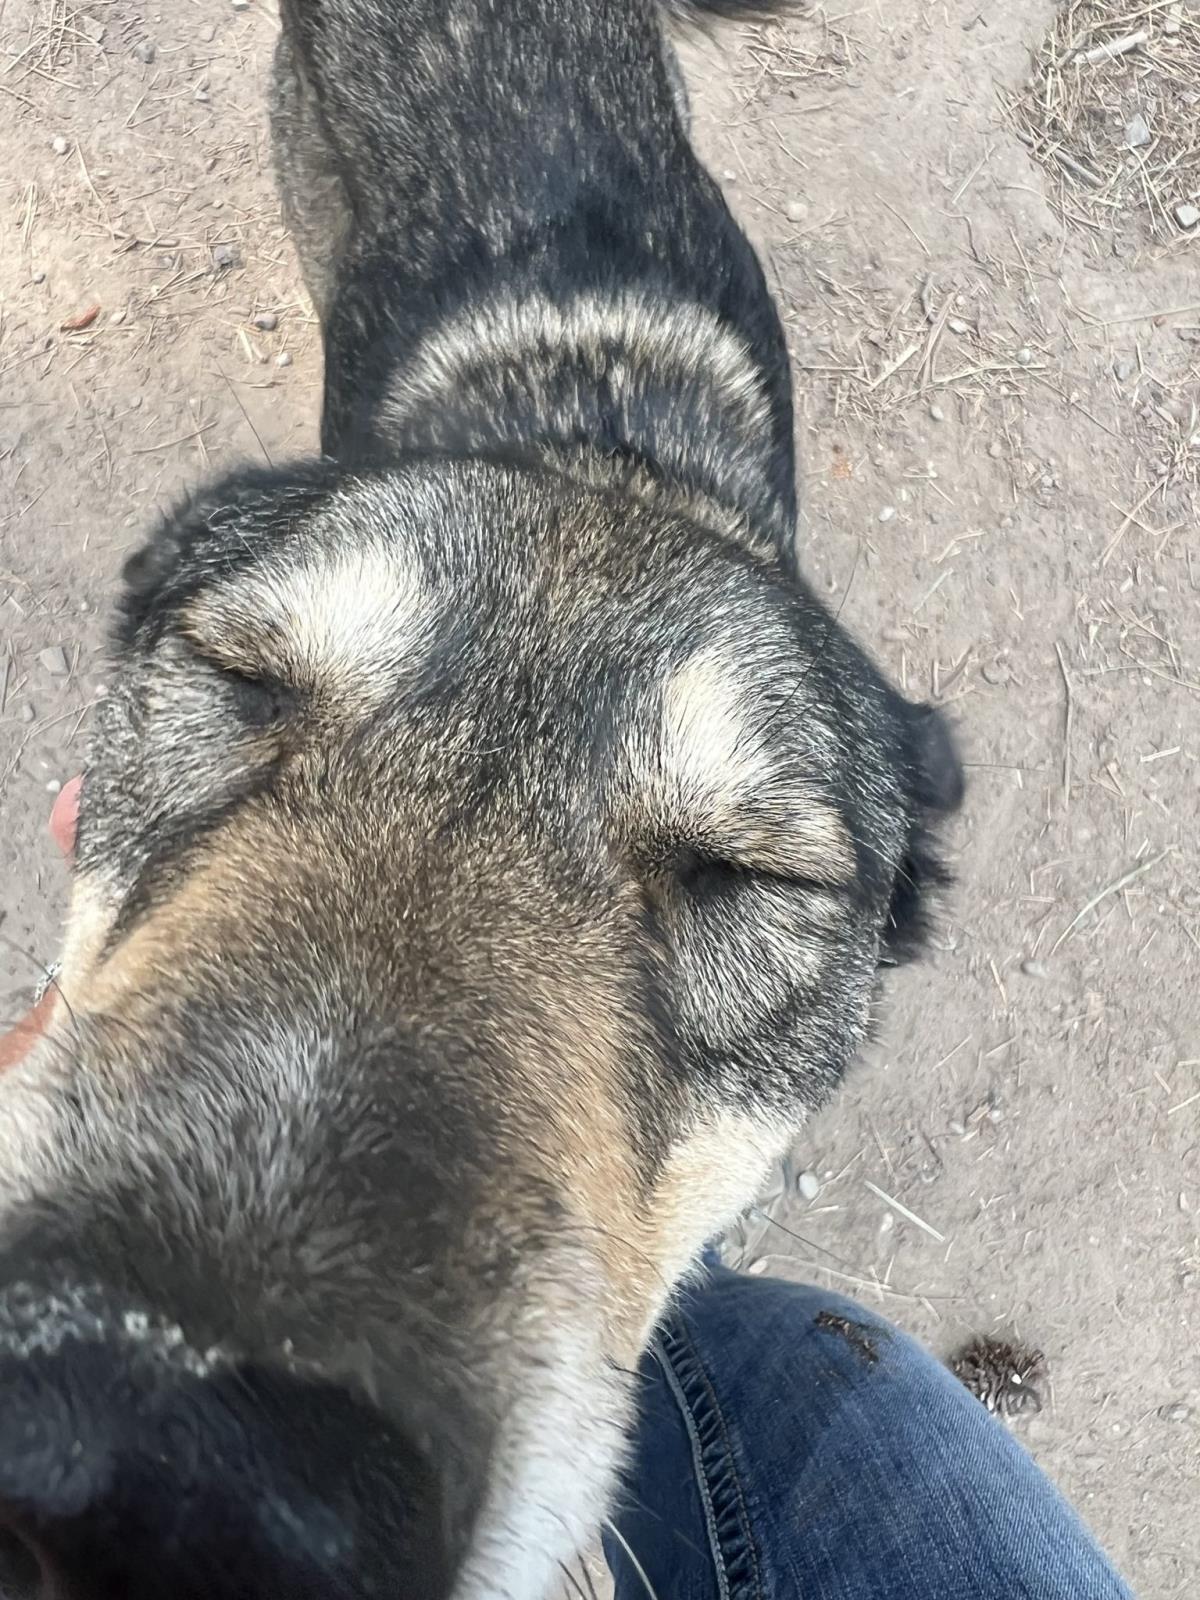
left=0, top=0, right=962, bottom=1594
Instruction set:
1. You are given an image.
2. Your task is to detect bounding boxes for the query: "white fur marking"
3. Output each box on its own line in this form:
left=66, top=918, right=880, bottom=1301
left=386, top=290, right=774, bottom=438
left=452, top=1304, right=632, bottom=1600
left=662, top=650, right=773, bottom=811
left=213, top=543, right=434, bottom=707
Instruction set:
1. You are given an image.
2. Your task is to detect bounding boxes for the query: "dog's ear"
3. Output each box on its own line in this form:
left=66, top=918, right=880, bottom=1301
left=882, top=700, right=964, bottom=962
left=0, top=1329, right=449, bottom=1600
left=905, top=700, right=965, bottom=816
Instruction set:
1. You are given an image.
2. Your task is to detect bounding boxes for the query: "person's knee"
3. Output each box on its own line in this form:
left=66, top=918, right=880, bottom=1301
left=685, top=1268, right=908, bottom=1388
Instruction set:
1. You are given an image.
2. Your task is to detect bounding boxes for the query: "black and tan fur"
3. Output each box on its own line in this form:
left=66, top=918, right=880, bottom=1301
left=0, top=1, right=962, bottom=1594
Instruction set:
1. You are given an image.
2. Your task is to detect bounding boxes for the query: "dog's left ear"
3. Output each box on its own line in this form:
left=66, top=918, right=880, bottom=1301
left=883, top=701, right=964, bottom=962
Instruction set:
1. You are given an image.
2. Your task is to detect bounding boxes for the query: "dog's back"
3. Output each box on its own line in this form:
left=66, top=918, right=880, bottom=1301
left=273, top=0, right=798, bottom=541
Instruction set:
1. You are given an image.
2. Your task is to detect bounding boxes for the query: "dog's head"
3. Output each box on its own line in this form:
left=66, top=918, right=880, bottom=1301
left=0, top=456, right=959, bottom=1597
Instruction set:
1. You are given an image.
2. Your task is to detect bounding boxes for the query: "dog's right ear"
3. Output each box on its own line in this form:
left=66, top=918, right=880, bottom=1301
left=0, top=1328, right=450, bottom=1599
left=904, top=700, right=965, bottom=815
left=882, top=700, right=964, bottom=963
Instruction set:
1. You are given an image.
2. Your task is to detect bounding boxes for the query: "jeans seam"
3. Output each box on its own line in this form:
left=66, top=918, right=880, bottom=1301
left=654, top=1333, right=732, bottom=1600
left=660, top=1310, right=765, bottom=1600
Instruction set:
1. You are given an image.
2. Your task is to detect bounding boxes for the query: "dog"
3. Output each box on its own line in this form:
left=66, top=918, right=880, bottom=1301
left=0, top=0, right=962, bottom=1594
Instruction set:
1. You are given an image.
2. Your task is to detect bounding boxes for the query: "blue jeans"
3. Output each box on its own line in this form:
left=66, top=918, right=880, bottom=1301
left=603, top=1267, right=1132, bottom=1599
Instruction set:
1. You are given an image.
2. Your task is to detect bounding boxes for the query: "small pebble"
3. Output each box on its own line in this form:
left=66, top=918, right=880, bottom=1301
left=195, top=84, right=211, bottom=103
left=46, top=779, right=62, bottom=795
left=987, top=439, right=1003, bottom=459
left=19, top=703, right=35, bottom=724
left=38, top=645, right=70, bottom=677
left=1124, top=113, right=1151, bottom=149
left=52, top=135, right=70, bottom=155
left=252, top=311, right=278, bottom=332
left=879, top=1211, right=896, bottom=1233
left=231, top=0, right=250, bottom=9
left=110, top=307, right=126, bottom=325
left=32, top=270, right=46, bottom=284
left=981, top=659, right=1011, bottom=686
left=1160, top=1403, right=1191, bottom=1423
left=79, top=13, right=105, bottom=42
left=797, top=1170, right=820, bottom=1202
left=947, top=316, right=971, bottom=335
left=784, top=199, right=808, bottom=223
left=1114, top=358, right=1134, bottom=382
left=1016, top=346, right=1033, bottom=366
left=200, top=22, right=217, bottom=40
left=948, top=1119, right=966, bottom=1137
left=275, top=350, right=293, bottom=367
left=1020, top=959, right=1049, bottom=980
left=878, top=505, right=896, bottom=523
left=133, top=39, right=156, bottom=63
left=211, top=242, right=238, bottom=270
left=928, top=402, right=945, bottom=421
left=1173, top=202, right=1200, bottom=231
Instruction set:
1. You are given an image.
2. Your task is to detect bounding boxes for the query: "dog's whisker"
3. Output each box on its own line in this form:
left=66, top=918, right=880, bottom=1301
left=557, top=1557, right=590, bottom=1600
left=602, top=1519, right=661, bottom=1600
left=579, top=1549, right=602, bottom=1600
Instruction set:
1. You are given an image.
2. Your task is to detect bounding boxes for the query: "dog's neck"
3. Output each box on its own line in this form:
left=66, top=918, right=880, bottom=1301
left=351, top=288, right=795, bottom=553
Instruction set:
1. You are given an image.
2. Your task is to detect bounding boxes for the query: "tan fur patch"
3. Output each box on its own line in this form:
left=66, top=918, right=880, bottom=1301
left=57, top=876, right=118, bottom=1006
left=646, top=1108, right=794, bottom=1334
left=55, top=817, right=285, bottom=1022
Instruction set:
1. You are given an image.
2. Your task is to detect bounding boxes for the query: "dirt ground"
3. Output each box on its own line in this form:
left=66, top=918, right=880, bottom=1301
left=1, top=0, right=1196, bottom=1593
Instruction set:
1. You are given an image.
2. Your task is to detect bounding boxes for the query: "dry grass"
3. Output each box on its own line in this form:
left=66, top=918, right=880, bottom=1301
left=782, top=265, right=1042, bottom=427
left=1142, top=380, right=1200, bottom=486
left=738, top=12, right=860, bottom=103
left=1006, top=0, right=1200, bottom=249
left=2, top=0, right=112, bottom=85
